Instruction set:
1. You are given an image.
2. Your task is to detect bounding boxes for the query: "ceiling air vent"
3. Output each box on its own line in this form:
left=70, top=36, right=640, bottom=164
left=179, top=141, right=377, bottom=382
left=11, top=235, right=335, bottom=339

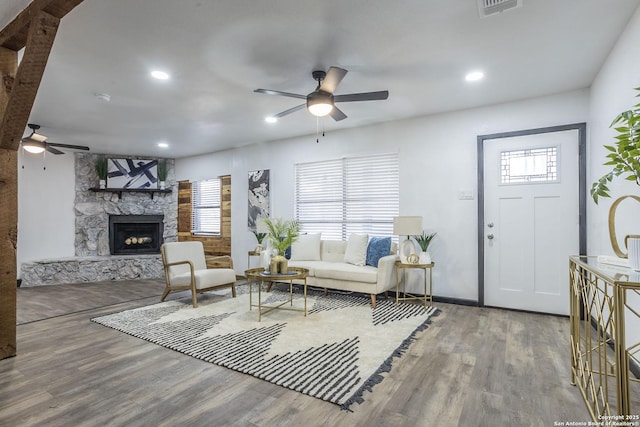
left=478, top=0, right=522, bottom=18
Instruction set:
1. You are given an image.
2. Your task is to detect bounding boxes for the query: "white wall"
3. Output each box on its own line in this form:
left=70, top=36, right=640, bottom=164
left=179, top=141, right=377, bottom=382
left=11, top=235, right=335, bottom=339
left=17, top=150, right=76, bottom=272
left=588, top=6, right=640, bottom=347
left=588, top=6, right=640, bottom=256
left=176, top=89, right=589, bottom=301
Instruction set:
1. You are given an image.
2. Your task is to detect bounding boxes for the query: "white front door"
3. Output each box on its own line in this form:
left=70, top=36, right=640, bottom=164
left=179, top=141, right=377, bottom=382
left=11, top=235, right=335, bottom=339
left=483, top=130, right=579, bottom=315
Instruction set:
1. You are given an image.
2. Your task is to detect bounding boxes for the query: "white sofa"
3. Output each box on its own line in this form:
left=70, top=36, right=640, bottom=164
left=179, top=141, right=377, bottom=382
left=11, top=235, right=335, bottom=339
left=275, top=235, right=399, bottom=308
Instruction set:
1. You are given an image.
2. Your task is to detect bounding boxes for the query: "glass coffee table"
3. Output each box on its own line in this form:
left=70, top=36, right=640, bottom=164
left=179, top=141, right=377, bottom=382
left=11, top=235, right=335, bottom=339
left=244, top=267, right=309, bottom=321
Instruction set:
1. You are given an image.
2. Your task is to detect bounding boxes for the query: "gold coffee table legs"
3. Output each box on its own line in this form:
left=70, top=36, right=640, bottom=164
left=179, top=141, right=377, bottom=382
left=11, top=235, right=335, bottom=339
left=245, top=267, right=309, bottom=321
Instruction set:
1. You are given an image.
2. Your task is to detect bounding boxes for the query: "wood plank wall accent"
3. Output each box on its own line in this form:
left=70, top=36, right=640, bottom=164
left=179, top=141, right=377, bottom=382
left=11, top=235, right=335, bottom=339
left=177, top=175, right=231, bottom=257
left=0, top=0, right=86, bottom=360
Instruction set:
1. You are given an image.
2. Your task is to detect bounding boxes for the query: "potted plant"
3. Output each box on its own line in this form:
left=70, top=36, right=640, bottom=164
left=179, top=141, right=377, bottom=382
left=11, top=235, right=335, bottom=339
left=252, top=229, right=267, bottom=252
left=590, top=88, right=640, bottom=204
left=94, top=156, right=108, bottom=189
left=157, top=159, right=168, bottom=190
left=413, top=231, right=437, bottom=265
left=590, top=87, right=640, bottom=262
left=262, top=218, right=300, bottom=274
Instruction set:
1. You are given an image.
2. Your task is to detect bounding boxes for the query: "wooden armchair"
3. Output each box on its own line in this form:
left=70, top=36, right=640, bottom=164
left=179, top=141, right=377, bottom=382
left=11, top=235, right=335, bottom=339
left=160, top=241, right=237, bottom=307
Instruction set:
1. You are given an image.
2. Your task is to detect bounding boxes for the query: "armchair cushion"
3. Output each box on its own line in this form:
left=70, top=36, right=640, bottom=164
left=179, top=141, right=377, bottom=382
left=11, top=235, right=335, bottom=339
left=170, top=268, right=236, bottom=289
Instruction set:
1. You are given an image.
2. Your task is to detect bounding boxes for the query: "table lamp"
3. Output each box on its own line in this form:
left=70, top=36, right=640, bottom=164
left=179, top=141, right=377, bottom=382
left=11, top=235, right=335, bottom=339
left=393, top=216, right=423, bottom=264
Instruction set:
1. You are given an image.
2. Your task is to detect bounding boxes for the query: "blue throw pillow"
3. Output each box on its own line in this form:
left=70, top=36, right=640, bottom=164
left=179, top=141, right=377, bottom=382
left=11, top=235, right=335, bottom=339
left=366, top=237, right=392, bottom=267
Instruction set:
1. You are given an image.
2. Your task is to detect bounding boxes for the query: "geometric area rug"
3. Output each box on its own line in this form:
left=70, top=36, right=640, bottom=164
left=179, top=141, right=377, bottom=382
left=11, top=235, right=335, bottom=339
left=91, top=284, right=440, bottom=410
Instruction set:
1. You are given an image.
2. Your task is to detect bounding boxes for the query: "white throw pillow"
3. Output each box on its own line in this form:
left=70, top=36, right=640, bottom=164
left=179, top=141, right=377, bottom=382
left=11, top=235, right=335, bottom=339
left=344, top=233, right=369, bottom=266
left=290, top=233, right=322, bottom=261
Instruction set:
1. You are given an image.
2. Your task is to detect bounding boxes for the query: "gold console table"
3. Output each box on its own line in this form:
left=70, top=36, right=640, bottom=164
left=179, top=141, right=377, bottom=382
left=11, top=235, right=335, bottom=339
left=569, top=256, right=640, bottom=420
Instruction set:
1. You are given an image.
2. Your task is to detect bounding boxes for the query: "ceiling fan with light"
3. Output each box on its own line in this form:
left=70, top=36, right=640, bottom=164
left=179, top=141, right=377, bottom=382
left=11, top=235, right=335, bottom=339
left=21, top=123, right=90, bottom=154
left=254, top=66, right=389, bottom=121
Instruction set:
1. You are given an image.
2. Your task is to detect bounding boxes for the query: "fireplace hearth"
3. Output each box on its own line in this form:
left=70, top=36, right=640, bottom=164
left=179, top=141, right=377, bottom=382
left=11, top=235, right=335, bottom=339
left=109, top=215, right=164, bottom=255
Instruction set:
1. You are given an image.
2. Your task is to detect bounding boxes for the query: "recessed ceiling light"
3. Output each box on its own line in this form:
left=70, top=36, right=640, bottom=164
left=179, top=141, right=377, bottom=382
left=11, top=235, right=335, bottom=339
left=151, top=70, right=170, bottom=80
left=465, top=71, right=484, bottom=82
left=265, top=116, right=278, bottom=123
left=94, top=92, right=111, bottom=102
left=157, top=142, right=169, bottom=148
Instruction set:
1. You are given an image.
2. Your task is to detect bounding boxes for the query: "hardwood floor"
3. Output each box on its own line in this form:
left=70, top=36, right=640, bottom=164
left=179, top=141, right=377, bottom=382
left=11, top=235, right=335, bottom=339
left=1, top=280, right=588, bottom=426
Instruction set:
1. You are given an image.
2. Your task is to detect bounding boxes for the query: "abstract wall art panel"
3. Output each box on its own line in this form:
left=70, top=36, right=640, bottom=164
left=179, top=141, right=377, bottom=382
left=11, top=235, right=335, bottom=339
left=108, top=158, right=158, bottom=189
left=248, top=169, right=269, bottom=229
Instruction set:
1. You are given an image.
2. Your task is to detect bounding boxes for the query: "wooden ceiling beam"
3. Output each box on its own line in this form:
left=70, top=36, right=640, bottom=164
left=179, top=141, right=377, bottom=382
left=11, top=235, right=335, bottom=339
left=0, top=0, right=84, bottom=51
left=0, top=11, right=59, bottom=151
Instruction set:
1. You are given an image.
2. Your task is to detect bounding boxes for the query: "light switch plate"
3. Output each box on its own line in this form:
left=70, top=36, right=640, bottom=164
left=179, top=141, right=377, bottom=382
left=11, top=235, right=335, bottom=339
left=458, top=189, right=474, bottom=200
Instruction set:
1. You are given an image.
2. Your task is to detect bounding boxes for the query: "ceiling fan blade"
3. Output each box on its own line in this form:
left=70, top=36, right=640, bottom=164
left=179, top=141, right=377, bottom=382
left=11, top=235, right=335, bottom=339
left=272, top=103, right=307, bottom=119
left=254, top=89, right=307, bottom=100
left=334, top=90, right=389, bottom=103
left=329, top=106, right=347, bottom=121
left=319, top=66, right=348, bottom=94
left=47, top=142, right=90, bottom=151
left=46, top=146, right=64, bottom=155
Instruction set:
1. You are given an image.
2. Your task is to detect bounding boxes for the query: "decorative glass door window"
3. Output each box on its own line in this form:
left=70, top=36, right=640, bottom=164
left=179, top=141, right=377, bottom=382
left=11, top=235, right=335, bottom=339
left=500, top=147, right=557, bottom=184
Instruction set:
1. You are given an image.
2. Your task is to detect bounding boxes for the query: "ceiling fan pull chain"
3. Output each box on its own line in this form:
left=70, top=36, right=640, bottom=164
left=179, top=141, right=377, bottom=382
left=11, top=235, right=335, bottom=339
left=316, top=117, right=319, bottom=143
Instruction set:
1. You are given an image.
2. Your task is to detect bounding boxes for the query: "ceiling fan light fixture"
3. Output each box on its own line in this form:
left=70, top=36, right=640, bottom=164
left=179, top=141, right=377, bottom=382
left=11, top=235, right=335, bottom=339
left=22, top=140, right=46, bottom=154
left=264, top=116, right=278, bottom=123
left=307, top=92, right=334, bottom=117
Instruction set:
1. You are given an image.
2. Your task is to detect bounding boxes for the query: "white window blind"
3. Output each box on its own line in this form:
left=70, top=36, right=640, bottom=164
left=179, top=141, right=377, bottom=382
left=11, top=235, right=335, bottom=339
left=191, top=178, right=221, bottom=235
left=295, top=153, right=399, bottom=240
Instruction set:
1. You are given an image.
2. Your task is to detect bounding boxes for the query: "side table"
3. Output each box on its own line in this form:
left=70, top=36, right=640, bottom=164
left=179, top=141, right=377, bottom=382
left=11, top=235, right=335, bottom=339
left=248, top=250, right=261, bottom=269
left=395, top=261, right=434, bottom=308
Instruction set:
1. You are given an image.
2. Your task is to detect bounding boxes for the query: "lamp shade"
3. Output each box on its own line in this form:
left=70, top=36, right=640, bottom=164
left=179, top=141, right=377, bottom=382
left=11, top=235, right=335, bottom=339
left=393, top=216, right=423, bottom=236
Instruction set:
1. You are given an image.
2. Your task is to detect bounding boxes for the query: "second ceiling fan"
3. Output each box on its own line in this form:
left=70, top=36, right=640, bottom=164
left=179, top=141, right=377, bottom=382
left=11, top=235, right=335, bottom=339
left=254, top=66, right=389, bottom=121
left=21, top=123, right=89, bottom=154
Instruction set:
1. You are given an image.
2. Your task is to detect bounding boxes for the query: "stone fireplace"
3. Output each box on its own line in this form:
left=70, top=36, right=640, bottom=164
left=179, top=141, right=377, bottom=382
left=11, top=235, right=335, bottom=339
left=20, top=153, right=178, bottom=286
left=109, top=215, right=164, bottom=255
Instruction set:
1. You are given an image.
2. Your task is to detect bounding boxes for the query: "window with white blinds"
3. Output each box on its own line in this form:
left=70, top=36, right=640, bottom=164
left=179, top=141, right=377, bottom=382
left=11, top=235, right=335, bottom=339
left=294, top=153, right=399, bottom=240
left=191, top=178, right=221, bottom=235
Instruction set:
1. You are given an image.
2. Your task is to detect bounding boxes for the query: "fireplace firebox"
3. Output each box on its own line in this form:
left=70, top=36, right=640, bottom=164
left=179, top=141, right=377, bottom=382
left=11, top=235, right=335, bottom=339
left=109, top=215, right=164, bottom=255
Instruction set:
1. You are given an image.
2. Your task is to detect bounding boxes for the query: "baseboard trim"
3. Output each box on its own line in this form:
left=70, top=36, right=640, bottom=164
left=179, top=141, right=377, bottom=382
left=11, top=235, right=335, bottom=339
left=432, top=295, right=478, bottom=306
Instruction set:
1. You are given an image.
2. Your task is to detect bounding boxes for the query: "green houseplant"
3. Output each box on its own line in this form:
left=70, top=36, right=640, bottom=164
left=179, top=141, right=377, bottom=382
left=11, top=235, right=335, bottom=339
left=590, top=87, right=640, bottom=204
left=590, top=87, right=640, bottom=260
left=413, top=231, right=437, bottom=264
left=251, top=230, right=267, bottom=251
left=262, top=218, right=300, bottom=273
left=94, top=156, right=108, bottom=189
left=157, top=159, right=168, bottom=189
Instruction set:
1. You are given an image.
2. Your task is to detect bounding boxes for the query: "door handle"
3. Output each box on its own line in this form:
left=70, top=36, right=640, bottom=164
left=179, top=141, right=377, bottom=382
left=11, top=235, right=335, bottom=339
left=487, top=234, right=494, bottom=240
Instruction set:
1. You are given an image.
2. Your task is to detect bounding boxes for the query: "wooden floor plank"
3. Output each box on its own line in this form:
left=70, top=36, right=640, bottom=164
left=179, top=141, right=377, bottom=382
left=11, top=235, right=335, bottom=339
left=0, top=279, right=591, bottom=426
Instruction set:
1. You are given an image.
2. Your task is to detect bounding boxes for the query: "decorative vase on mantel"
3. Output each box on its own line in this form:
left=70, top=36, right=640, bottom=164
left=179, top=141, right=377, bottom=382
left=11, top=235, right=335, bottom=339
left=609, top=195, right=640, bottom=271
left=99, top=179, right=106, bottom=189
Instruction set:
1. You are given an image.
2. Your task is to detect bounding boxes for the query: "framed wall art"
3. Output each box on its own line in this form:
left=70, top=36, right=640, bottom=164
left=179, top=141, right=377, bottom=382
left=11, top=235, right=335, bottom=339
left=248, top=169, right=270, bottom=230
left=107, top=158, right=158, bottom=189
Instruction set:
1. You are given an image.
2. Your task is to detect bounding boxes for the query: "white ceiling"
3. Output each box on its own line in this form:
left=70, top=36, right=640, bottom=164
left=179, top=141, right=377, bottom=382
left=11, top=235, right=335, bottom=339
left=2, top=0, right=639, bottom=158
